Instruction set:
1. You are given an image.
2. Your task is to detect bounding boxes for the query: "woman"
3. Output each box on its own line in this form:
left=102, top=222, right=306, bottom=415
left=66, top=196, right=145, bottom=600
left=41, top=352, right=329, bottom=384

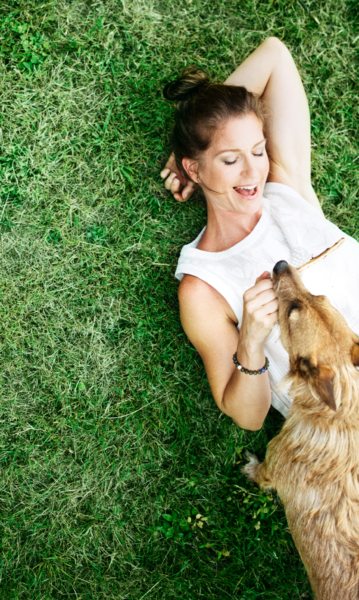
left=160, top=37, right=359, bottom=430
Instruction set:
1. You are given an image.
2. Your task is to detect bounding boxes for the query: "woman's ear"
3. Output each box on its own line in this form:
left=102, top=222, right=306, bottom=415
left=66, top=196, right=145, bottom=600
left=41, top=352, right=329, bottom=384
left=182, top=158, right=199, bottom=183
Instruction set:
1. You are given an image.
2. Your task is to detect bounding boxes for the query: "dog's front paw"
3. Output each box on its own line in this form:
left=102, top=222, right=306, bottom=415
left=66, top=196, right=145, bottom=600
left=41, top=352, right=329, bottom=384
left=242, top=451, right=260, bottom=481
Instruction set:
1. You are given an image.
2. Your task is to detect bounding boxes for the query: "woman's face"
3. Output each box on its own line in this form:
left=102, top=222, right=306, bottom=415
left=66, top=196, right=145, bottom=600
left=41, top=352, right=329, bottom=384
left=187, top=113, right=269, bottom=215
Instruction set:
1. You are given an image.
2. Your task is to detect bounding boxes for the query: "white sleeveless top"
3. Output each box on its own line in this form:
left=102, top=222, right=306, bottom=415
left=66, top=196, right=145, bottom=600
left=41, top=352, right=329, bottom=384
left=175, top=182, right=359, bottom=417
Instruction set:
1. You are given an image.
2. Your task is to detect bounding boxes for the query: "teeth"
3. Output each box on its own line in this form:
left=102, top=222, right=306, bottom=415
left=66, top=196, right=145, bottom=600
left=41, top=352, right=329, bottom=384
left=234, top=185, right=257, bottom=190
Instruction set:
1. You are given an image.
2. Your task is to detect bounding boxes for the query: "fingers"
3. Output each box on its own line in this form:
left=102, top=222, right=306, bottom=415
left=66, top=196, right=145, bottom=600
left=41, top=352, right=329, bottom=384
left=161, top=169, right=195, bottom=202
left=161, top=153, right=186, bottom=183
left=266, top=298, right=279, bottom=315
left=241, top=273, right=278, bottom=346
left=257, top=299, right=279, bottom=319
left=244, top=277, right=274, bottom=302
left=171, top=177, right=181, bottom=194
left=161, top=150, right=195, bottom=200
left=245, top=295, right=278, bottom=322
left=163, top=152, right=176, bottom=173
left=255, top=271, right=271, bottom=284
left=263, top=310, right=278, bottom=330
left=160, top=167, right=170, bottom=179
left=265, top=308, right=279, bottom=327
left=164, top=172, right=180, bottom=191
left=253, top=277, right=274, bottom=293
left=165, top=174, right=190, bottom=202
left=181, top=181, right=195, bottom=201
left=245, top=299, right=278, bottom=333
left=173, top=187, right=194, bottom=202
left=164, top=173, right=189, bottom=202
left=248, top=289, right=277, bottom=312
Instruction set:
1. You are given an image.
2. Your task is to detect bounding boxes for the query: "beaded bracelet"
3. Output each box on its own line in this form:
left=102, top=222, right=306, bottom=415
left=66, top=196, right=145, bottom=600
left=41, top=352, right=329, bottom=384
left=232, top=353, right=269, bottom=375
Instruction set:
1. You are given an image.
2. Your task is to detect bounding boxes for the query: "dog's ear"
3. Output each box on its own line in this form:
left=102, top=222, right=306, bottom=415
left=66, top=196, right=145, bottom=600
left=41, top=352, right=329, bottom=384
left=294, top=359, right=336, bottom=410
left=294, top=358, right=336, bottom=410
left=314, top=365, right=336, bottom=411
left=351, top=341, right=359, bottom=367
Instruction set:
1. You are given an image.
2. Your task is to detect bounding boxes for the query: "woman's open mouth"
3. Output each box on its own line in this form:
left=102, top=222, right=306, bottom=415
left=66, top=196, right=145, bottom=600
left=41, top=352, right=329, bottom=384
left=233, top=184, right=259, bottom=199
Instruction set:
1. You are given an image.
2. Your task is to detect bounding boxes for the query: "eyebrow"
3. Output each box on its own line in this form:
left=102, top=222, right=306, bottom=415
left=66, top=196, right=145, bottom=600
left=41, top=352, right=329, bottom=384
left=215, top=139, right=266, bottom=156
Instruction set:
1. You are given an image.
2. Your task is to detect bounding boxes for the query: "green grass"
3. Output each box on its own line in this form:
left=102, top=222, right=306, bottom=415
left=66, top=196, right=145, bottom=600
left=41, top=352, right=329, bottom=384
left=0, top=0, right=357, bottom=598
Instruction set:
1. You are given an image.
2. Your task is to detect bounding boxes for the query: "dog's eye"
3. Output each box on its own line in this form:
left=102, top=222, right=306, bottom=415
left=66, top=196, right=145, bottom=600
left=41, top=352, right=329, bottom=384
left=288, top=302, right=301, bottom=317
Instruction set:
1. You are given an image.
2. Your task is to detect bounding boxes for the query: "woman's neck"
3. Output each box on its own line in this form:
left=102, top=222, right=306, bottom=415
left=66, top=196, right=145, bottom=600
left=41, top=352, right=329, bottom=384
left=197, top=201, right=262, bottom=252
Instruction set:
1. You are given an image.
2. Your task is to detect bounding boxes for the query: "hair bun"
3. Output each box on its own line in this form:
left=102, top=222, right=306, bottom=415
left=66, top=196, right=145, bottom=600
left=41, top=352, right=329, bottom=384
left=163, top=65, right=210, bottom=103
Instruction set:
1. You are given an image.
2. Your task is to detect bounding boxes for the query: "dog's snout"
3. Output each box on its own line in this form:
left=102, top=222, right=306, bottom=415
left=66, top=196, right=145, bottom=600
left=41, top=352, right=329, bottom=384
left=273, top=260, right=289, bottom=275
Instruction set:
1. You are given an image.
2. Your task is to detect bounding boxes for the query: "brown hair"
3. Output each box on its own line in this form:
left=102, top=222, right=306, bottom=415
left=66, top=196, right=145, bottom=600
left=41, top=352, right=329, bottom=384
left=163, top=65, right=265, bottom=183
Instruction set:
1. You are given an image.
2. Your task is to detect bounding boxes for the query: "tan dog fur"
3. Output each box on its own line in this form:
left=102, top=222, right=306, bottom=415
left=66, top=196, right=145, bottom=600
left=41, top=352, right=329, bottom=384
left=243, top=264, right=359, bottom=599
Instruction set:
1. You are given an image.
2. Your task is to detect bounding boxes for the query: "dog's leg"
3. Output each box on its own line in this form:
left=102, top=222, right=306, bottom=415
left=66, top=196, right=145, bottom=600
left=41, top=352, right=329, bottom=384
left=242, top=452, right=275, bottom=489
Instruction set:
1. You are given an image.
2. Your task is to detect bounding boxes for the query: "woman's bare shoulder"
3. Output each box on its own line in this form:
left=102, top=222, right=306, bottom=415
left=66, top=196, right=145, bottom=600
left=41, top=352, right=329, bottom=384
left=178, top=274, right=213, bottom=296
left=178, top=275, right=237, bottom=323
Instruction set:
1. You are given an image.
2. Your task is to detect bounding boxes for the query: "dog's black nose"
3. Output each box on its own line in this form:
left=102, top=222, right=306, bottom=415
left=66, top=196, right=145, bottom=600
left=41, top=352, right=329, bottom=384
left=273, top=260, right=289, bottom=275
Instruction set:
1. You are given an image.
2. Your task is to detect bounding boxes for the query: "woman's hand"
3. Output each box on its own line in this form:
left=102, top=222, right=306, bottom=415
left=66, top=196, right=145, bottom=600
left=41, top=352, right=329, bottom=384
left=160, top=152, right=195, bottom=202
left=239, top=271, right=278, bottom=355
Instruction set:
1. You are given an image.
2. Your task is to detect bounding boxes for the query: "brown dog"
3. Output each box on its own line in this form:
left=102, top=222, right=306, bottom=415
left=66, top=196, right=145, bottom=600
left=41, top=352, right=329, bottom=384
left=243, top=260, right=359, bottom=599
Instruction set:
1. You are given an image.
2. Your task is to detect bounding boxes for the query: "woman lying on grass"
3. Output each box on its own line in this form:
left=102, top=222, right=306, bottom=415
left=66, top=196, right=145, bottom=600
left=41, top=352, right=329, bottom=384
left=160, top=37, right=359, bottom=430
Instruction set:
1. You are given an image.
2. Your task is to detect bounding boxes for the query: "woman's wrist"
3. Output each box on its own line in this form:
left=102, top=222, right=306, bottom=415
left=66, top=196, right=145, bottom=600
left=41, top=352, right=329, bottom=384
left=236, top=336, right=265, bottom=370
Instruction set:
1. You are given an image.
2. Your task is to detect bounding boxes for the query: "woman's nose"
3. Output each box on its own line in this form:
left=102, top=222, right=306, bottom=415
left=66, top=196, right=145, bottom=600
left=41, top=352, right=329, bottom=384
left=241, top=156, right=258, bottom=177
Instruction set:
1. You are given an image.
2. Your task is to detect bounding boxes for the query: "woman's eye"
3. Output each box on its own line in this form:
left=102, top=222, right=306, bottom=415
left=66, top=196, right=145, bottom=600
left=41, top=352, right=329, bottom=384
left=224, top=160, right=237, bottom=165
left=254, top=152, right=264, bottom=157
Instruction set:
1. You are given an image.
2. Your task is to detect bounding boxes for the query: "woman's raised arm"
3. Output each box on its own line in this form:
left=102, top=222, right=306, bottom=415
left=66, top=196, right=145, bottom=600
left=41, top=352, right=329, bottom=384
left=225, top=37, right=322, bottom=213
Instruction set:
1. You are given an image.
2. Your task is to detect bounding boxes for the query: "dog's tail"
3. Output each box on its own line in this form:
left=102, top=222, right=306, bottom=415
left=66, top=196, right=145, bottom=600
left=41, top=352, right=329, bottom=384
left=241, top=452, right=260, bottom=481
left=242, top=452, right=274, bottom=489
